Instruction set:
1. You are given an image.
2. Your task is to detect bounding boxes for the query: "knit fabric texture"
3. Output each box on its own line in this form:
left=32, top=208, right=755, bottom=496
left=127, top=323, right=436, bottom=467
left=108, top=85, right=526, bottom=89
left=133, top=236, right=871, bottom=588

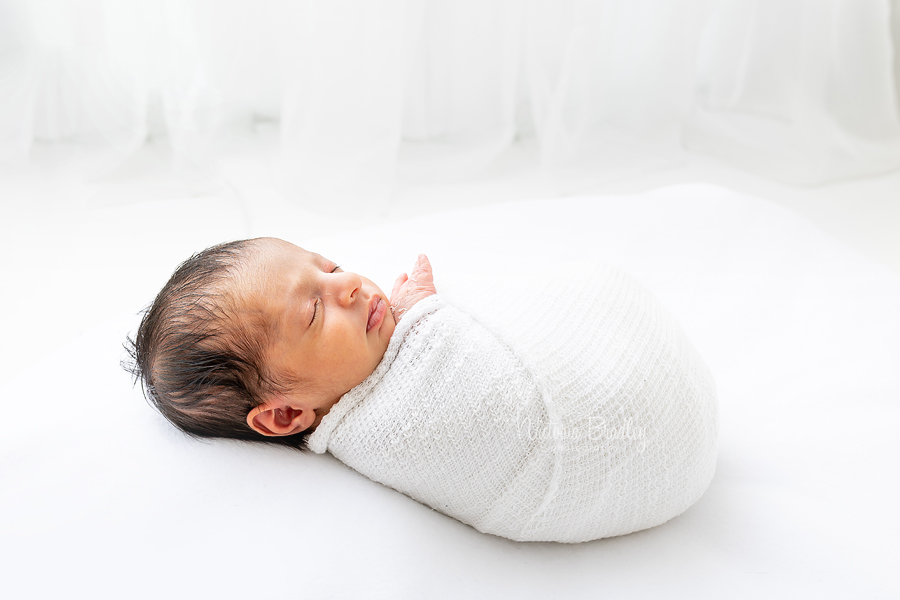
left=307, top=264, right=717, bottom=542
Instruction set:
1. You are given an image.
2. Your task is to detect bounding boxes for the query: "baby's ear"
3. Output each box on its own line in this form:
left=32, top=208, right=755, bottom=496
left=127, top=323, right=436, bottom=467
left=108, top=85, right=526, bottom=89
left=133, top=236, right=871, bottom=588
left=246, top=397, right=314, bottom=436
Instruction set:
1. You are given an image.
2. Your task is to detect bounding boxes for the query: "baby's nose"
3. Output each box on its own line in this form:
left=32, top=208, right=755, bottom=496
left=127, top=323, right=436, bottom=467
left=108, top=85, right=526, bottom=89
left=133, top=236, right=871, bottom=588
left=332, top=272, right=362, bottom=305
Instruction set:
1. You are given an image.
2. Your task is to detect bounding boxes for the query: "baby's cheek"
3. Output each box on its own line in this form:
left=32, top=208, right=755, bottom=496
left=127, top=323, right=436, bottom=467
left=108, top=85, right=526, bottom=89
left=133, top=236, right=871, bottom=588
left=382, top=316, right=397, bottom=344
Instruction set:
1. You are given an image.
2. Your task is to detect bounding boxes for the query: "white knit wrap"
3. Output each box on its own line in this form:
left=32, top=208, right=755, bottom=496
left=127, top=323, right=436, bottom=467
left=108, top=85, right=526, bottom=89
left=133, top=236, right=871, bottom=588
left=307, top=264, right=717, bottom=543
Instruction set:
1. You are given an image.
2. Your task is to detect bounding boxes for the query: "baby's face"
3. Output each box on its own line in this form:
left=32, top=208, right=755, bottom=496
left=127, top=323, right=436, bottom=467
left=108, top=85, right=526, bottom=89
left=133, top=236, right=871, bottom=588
left=238, top=238, right=395, bottom=416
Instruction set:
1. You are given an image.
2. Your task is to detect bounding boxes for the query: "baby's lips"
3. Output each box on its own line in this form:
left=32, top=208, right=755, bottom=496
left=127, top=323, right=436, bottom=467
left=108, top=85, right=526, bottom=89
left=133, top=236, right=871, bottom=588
left=367, top=296, right=387, bottom=332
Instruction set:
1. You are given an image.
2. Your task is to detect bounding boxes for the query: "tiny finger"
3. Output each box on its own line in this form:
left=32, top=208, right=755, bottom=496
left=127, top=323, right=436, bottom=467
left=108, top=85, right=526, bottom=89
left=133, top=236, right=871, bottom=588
left=413, top=254, right=434, bottom=287
left=391, top=272, right=408, bottom=302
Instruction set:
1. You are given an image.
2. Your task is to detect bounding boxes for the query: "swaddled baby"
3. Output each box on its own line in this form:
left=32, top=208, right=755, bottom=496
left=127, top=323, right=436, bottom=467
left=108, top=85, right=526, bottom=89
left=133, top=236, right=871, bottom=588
left=129, top=237, right=717, bottom=543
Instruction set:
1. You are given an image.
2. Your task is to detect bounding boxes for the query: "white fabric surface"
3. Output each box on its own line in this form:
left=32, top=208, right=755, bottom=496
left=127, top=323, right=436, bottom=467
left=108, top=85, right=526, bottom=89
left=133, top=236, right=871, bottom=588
left=309, top=268, right=717, bottom=543
left=1, top=1, right=898, bottom=200
left=1, top=184, right=898, bottom=598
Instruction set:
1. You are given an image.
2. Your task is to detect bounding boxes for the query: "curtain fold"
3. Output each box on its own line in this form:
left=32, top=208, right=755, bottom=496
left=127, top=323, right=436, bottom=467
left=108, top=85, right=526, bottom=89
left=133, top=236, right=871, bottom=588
left=1, top=0, right=898, bottom=207
left=688, top=0, right=900, bottom=183
left=526, top=0, right=716, bottom=190
left=398, top=0, right=521, bottom=184
left=279, top=0, right=407, bottom=206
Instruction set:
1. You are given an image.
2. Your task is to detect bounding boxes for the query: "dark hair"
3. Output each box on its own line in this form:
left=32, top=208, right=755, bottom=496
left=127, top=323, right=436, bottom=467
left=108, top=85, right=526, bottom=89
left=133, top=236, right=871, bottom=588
left=125, top=239, right=309, bottom=449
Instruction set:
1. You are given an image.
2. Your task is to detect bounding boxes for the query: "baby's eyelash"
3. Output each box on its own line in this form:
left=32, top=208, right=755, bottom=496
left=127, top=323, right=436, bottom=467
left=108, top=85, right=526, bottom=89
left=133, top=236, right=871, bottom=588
left=310, top=298, right=321, bottom=326
left=310, top=265, right=339, bottom=326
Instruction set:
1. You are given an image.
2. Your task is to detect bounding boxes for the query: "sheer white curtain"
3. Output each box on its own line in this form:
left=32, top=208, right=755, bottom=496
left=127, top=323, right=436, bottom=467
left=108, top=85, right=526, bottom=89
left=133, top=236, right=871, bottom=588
left=690, top=0, right=900, bottom=183
left=1, top=0, right=898, bottom=208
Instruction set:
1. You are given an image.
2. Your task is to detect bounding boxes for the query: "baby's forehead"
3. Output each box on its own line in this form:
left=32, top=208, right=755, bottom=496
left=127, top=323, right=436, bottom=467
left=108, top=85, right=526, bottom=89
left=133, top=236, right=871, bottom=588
left=229, top=238, right=313, bottom=321
left=249, top=237, right=317, bottom=269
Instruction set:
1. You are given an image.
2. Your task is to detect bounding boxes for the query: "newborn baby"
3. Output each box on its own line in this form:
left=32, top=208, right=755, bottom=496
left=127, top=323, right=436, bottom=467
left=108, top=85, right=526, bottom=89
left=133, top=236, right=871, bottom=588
left=130, top=237, right=717, bottom=543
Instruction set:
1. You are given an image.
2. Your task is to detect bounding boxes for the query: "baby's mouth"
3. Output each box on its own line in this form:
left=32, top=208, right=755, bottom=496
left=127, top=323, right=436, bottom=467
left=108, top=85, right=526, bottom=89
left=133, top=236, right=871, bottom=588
left=367, top=297, right=386, bottom=332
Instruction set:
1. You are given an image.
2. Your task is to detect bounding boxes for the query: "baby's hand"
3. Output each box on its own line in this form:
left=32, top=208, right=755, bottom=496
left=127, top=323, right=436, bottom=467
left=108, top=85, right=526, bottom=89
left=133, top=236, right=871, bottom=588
left=390, top=254, right=436, bottom=322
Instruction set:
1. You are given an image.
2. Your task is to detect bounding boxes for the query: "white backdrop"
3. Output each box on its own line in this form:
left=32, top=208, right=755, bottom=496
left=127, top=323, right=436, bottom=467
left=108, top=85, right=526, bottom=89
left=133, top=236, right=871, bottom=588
left=1, top=0, right=899, bottom=210
left=2, top=4, right=900, bottom=596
